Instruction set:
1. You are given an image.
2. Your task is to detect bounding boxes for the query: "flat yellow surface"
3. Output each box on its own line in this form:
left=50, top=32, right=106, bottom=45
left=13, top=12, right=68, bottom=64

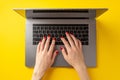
left=0, top=0, right=120, bottom=80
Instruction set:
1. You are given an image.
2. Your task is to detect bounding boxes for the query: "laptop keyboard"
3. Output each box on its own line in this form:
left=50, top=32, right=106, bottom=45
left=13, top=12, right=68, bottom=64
left=33, top=24, right=89, bottom=45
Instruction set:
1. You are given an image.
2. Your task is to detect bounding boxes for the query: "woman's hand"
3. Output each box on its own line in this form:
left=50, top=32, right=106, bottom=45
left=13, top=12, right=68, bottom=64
left=60, top=32, right=90, bottom=80
left=60, top=32, right=85, bottom=68
left=32, top=35, right=58, bottom=80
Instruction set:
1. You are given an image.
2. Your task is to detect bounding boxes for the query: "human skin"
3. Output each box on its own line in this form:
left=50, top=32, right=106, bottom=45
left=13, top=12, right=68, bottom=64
left=32, top=33, right=90, bottom=80
left=60, top=32, right=90, bottom=80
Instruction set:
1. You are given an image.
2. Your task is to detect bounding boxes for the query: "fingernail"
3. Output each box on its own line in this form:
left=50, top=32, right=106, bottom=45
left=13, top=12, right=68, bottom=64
left=60, top=36, right=64, bottom=38
left=53, top=37, right=56, bottom=40
left=56, top=50, right=59, bottom=54
left=70, top=33, right=74, bottom=35
left=60, top=46, right=63, bottom=50
left=66, top=32, right=69, bottom=34
left=39, top=39, right=41, bottom=42
left=44, top=36, right=46, bottom=39
left=48, top=34, right=50, bottom=37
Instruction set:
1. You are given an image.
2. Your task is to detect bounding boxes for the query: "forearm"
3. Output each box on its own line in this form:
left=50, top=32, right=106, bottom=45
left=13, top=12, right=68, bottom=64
left=74, top=64, right=90, bottom=80
left=32, top=69, right=45, bottom=80
left=32, top=72, right=42, bottom=80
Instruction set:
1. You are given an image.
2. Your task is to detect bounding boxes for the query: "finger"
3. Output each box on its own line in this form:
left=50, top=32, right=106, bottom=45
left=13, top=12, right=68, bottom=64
left=70, top=34, right=79, bottom=47
left=44, top=34, right=51, bottom=51
left=65, top=32, right=75, bottom=47
left=37, top=40, right=41, bottom=53
left=78, top=39, right=82, bottom=48
left=60, top=47, right=67, bottom=59
left=48, top=38, right=56, bottom=54
left=51, top=50, right=58, bottom=64
left=40, top=36, right=46, bottom=51
left=60, top=37, right=71, bottom=50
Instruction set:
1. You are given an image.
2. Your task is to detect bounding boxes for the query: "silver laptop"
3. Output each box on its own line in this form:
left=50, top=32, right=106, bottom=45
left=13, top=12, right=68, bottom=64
left=14, top=8, right=108, bottom=67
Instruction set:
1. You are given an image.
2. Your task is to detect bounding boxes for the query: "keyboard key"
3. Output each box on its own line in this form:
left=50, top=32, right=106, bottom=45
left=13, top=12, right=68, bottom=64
left=33, top=24, right=89, bottom=45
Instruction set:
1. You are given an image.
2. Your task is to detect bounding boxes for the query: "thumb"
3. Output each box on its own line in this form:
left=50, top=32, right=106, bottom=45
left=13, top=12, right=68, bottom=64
left=60, top=47, right=67, bottom=59
left=51, top=50, right=58, bottom=64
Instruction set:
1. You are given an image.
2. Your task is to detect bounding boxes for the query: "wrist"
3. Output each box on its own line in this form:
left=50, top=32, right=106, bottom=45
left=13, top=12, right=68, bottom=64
left=74, top=64, right=90, bottom=80
left=32, top=71, right=43, bottom=80
left=74, top=63, right=87, bottom=71
left=32, top=67, right=45, bottom=80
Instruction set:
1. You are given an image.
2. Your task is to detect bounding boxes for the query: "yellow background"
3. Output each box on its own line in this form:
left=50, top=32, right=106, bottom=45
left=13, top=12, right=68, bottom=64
left=0, top=0, right=120, bottom=80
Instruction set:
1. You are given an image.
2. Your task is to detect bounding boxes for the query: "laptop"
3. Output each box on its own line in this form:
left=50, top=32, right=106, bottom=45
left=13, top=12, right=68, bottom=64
left=14, top=8, right=108, bottom=67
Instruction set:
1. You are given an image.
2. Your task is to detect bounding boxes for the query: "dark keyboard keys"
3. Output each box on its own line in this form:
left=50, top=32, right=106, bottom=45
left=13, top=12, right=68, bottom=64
left=32, top=24, right=89, bottom=45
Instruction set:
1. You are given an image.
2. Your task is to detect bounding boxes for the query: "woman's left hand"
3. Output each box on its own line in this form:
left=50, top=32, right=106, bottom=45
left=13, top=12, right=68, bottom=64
left=32, top=35, right=58, bottom=80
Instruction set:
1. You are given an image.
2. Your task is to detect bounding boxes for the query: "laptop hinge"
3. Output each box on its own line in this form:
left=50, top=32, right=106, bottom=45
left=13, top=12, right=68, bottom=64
left=26, top=9, right=96, bottom=19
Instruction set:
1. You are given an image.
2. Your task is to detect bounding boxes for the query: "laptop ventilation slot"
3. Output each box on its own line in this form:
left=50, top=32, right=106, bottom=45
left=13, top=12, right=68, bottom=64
left=33, top=10, right=88, bottom=13
left=32, top=17, right=89, bottom=19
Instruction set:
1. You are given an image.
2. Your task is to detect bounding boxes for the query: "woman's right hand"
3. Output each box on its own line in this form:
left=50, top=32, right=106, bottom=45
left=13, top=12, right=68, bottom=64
left=60, top=32, right=86, bottom=69
left=60, top=32, right=90, bottom=80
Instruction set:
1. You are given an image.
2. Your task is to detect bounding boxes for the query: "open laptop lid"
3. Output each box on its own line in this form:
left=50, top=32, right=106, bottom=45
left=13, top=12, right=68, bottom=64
left=14, top=8, right=108, bottom=19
